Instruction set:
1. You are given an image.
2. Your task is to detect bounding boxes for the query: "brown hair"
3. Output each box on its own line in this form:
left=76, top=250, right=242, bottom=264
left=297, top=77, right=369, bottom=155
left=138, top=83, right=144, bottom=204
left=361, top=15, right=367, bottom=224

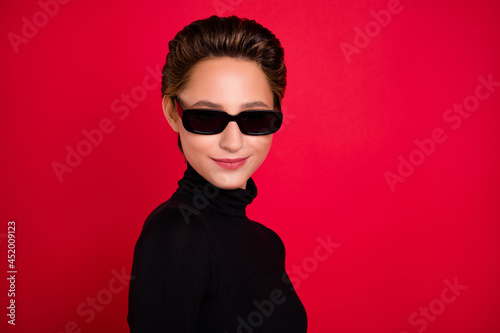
left=161, top=15, right=287, bottom=154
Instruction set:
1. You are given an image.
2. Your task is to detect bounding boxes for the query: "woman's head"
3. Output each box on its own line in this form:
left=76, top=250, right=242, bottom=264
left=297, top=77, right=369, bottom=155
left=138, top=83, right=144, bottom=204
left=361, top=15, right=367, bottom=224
left=161, top=15, right=286, bottom=190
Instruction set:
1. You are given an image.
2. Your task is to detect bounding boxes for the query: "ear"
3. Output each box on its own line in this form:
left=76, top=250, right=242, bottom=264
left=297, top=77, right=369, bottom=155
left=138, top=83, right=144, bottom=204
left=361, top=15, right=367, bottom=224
left=162, top=96, right=180, bottom=133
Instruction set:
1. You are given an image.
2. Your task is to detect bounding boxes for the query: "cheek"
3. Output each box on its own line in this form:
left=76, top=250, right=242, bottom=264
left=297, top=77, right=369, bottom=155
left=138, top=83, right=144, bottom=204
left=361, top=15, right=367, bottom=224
left=250, top=136, right=273, bottom=156
left=180, top=131, right=215, bottom=157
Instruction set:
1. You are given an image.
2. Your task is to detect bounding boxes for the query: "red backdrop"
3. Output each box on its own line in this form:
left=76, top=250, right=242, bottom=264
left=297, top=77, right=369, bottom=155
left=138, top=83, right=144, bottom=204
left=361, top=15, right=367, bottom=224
left=1, top=0, right=500, bottom=332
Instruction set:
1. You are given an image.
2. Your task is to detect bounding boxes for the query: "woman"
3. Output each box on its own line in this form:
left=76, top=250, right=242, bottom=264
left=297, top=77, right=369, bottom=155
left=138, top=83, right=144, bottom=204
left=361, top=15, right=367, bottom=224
left=128, top=15, right=307, bottom=332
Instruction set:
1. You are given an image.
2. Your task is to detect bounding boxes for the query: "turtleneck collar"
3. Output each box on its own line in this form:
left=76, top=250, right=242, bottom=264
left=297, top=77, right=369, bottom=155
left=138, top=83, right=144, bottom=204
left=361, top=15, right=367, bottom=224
left=174, top=162, right=258, bottom=225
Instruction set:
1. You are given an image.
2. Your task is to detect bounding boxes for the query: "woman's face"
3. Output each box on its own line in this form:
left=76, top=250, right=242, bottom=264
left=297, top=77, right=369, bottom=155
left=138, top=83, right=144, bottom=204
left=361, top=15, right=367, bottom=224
left=164, top=57, right=275, bottom=190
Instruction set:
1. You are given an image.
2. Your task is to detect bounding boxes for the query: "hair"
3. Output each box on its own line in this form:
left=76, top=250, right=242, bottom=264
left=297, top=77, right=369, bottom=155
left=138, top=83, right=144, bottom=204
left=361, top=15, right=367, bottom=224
left=161, top=15, right=287, bottom=154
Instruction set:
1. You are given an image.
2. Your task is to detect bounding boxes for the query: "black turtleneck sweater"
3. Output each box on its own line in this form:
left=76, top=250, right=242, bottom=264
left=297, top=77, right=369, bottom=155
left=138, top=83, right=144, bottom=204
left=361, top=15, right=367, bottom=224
left=127, top=163, right=307, bottom=332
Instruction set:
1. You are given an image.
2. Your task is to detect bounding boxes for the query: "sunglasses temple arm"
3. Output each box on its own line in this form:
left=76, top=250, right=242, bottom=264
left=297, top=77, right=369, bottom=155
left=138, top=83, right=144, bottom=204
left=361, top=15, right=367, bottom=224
left=274, top=94, right=282, bottom=112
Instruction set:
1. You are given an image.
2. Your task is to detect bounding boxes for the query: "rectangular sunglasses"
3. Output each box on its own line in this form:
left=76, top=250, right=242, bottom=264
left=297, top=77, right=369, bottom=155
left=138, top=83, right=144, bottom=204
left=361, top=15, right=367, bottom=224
left=175, top=97, right=283, bottom=135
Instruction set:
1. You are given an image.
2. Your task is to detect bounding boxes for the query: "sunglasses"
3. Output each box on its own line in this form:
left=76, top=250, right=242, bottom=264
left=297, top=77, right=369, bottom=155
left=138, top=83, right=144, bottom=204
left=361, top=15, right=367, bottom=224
left=175, top=97, right=283, bottom=135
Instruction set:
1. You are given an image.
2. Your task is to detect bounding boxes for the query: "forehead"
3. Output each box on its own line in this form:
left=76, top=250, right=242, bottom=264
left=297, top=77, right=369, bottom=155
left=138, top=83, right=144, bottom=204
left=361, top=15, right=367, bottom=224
left=182, top=57, right=273, bottom=104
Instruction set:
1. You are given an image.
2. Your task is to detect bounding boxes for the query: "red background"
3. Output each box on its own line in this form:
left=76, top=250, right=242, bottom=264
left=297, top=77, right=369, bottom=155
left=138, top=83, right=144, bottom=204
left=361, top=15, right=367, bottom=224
left=1, top=0, right=500, bottom=332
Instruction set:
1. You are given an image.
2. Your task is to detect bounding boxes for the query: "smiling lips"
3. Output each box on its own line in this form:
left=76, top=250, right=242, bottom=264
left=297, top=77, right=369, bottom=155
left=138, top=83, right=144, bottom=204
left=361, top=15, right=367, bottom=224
left=211, top=157, right=249, bottom=170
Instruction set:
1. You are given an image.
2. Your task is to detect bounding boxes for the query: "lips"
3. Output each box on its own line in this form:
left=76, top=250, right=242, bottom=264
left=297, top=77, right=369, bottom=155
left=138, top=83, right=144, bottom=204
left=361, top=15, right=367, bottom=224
left=211, top=157, right=249, bottom=170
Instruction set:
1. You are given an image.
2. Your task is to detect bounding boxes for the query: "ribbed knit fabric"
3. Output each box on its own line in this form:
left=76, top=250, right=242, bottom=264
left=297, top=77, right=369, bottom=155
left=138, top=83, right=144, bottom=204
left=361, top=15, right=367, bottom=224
left=128, top=163, right=307, bottom=332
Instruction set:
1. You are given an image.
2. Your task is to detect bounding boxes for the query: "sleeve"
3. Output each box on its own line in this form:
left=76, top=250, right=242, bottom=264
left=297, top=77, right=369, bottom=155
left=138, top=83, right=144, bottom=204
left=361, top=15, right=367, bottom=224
left=127, top=208, right=211, bottom=332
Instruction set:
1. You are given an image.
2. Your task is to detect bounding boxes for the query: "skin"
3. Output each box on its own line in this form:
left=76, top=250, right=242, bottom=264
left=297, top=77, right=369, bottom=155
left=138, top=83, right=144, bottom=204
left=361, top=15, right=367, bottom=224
left=162, top=57, right=275, bottom=190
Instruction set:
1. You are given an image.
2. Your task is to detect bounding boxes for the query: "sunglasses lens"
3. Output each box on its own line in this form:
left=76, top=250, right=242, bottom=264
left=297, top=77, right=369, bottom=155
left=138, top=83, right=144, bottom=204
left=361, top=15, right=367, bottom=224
left=240, top=111, right=283, bottom=134
left=186, top=110, right=227, bottom=134
left=182, top=108, right=283, bottom=135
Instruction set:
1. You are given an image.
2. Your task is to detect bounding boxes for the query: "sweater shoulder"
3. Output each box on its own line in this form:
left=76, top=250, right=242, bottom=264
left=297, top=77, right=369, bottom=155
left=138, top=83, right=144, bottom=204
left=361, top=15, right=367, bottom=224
left=248, top=219, right=287, bottom=258
left=136, top=193, right=210, bottom=252
left=142, top=192, right=202, bottom=229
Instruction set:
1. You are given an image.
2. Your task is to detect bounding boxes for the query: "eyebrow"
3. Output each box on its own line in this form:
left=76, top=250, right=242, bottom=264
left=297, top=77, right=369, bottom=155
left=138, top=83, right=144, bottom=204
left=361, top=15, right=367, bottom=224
left=190, top=100, right=271, bottom=109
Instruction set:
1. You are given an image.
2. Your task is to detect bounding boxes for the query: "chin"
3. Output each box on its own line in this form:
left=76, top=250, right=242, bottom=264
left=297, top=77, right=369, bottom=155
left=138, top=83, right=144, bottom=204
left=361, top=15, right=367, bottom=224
left=208, top=168, right=250, bottom=189
left=219, top=184, right=244, bottom=190
left=190, top=157, right=257, bottom=190
left=212, top=175, right=247, bottom=190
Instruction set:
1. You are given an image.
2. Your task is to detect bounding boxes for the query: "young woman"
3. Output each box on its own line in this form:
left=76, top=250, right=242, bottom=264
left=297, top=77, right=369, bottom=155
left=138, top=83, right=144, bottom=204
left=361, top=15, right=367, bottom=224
left=127, top=15, right=307, bottom=332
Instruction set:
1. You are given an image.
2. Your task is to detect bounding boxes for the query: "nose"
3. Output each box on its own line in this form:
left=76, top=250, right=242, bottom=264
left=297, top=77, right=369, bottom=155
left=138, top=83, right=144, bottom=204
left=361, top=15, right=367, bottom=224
left=219, top=120, right=244, bottom=152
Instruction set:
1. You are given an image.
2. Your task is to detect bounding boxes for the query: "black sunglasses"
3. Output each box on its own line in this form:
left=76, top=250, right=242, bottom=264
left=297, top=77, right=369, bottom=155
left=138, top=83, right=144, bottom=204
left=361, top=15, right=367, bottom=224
left=175, top=97, right=283, bottom=135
